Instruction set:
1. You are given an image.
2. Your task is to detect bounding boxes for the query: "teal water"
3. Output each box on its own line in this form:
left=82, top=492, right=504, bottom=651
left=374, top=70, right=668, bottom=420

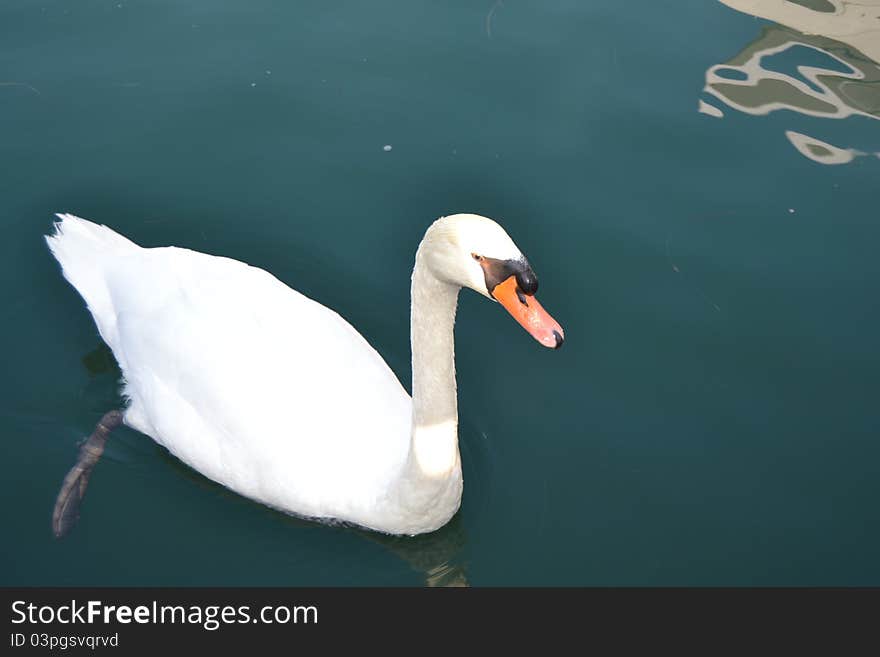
left=2, top=1, right=878, bottom=585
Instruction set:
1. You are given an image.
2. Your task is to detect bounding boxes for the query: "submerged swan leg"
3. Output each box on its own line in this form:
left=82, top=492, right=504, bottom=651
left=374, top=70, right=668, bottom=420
left=51, top=410, right=124, bottom=538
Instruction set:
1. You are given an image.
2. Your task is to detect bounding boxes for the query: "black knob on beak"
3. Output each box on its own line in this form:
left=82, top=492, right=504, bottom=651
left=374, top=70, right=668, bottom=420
left=516, top=266, right=538, bottom=296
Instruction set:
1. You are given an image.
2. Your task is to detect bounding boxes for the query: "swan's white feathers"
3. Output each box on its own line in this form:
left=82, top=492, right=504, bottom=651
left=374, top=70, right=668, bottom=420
left=47, top=214, right=413, bottom=529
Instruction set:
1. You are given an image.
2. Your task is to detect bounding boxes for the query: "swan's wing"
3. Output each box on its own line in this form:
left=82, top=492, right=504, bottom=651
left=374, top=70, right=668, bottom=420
left=104, top=246, right=412, bottom=517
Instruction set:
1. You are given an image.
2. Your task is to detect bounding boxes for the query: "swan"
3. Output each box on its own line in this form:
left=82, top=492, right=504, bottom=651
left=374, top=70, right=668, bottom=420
left=46, top=213, right=564, bottom=537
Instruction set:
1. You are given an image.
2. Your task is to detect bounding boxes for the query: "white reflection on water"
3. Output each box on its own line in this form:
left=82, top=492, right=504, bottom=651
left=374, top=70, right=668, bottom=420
left=719, top=0, right=880, bottom=62
left=785, top=130, right=858, bottom=164
left=702, top=0, right=880, bottom=164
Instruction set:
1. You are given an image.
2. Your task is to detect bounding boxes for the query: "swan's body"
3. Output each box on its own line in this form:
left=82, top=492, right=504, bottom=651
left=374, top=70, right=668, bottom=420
left=47, top=213, right=562, bottom=535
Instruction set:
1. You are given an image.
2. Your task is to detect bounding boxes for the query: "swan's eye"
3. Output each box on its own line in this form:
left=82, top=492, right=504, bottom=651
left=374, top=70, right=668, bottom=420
left=472, top=253, right=483, bottom=261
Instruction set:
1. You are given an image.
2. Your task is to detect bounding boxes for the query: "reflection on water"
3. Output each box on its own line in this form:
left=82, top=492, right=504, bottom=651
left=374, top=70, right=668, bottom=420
left=364, top=513, right=469, bottom=587
left=704, top=30, right=880, bottom=121
left=785, top=129, right=862, bottom=164
left=720, top=0, right=880, bottom=63
left=702, top=0, right=880, bottom=164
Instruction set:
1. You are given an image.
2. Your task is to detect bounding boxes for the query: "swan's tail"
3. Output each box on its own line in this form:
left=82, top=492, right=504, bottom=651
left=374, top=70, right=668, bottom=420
left=45, top=213, right=139, bottom=345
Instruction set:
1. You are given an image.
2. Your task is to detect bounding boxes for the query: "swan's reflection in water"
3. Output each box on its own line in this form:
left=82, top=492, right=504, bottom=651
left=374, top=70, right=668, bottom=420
left=702, top=0, right=880, bottom=164
left=360, top=513, right=469, bottom=587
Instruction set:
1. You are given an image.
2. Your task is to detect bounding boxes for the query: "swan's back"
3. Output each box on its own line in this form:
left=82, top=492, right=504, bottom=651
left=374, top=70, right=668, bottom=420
left=46, top=215, right=412, bottom=527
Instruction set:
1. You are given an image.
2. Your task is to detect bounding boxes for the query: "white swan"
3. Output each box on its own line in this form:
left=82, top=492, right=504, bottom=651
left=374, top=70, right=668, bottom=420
left=46, top=213, right=563, bottom=536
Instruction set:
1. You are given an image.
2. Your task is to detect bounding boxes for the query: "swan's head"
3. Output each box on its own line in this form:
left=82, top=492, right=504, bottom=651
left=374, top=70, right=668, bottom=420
left=419, top=214, right=564, bottom=349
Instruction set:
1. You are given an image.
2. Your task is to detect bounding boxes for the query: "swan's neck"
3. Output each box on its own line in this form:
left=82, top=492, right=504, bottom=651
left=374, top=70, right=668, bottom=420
left=408, top=250, right=461, bottom=479
left=382, top=244, right=463, bottom=534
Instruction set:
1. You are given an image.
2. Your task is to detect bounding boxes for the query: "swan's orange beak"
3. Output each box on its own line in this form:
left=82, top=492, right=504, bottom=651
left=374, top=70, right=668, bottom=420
left=491, top=276, right=564, bottom=349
